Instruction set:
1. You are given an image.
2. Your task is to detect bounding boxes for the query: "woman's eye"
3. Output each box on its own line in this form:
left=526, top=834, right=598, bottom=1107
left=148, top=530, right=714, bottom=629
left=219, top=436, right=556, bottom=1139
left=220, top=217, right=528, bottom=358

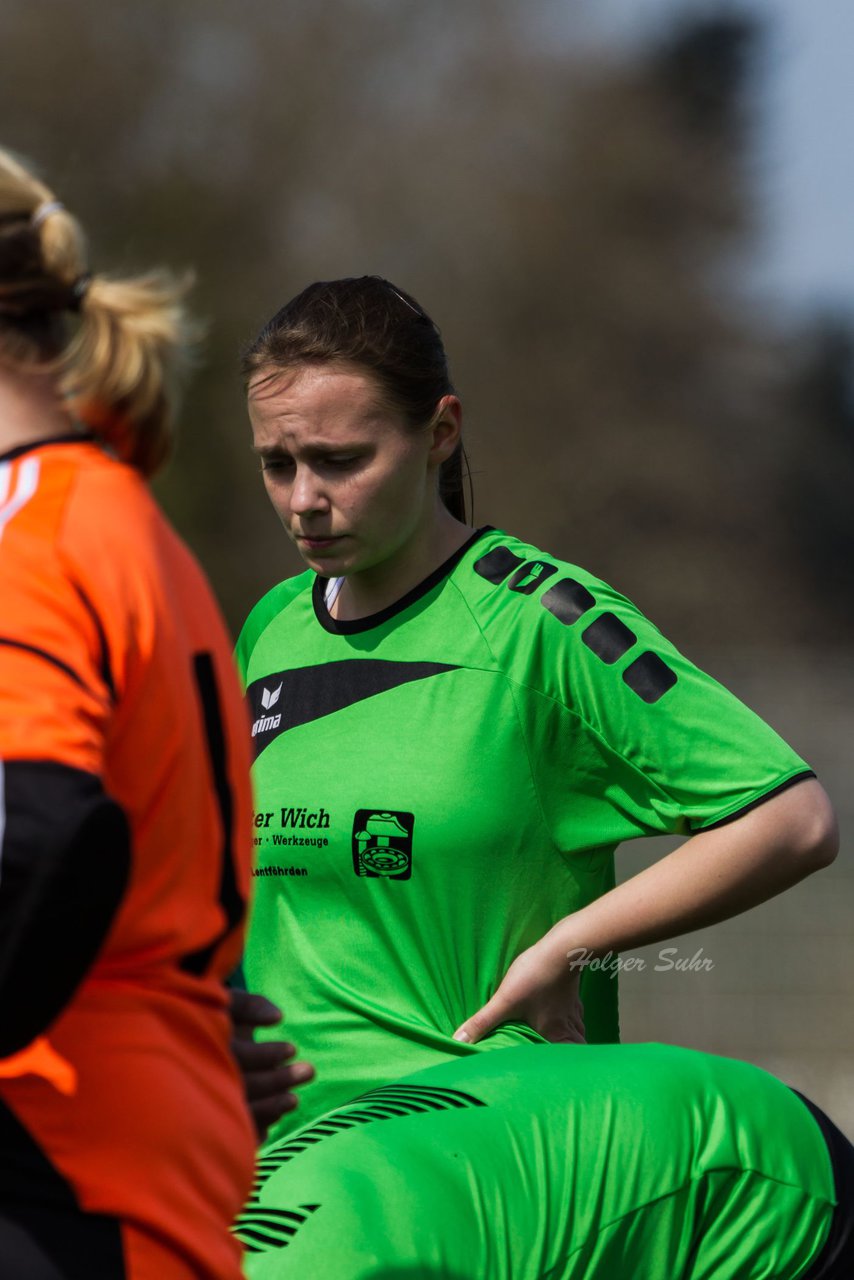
left=259, top=453, right=362, bottom=475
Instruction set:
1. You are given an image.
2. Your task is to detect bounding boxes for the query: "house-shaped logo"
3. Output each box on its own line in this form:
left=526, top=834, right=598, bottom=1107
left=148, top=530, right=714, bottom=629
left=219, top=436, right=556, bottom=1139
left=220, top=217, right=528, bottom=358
left=352, top=810, right=414, bottom=880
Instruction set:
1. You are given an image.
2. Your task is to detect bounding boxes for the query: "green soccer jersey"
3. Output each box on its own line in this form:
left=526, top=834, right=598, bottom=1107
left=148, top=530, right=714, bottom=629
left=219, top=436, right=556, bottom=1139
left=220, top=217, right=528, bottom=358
left=236, top=1044, right=836, bottom=1279
left=236, top=529, right=812, bottom=1138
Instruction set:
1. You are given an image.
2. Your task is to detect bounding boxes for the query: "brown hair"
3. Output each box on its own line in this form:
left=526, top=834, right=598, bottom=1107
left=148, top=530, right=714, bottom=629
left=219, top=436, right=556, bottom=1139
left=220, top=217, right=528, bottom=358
left=0, top=147, right=197, bottom=476
left=242, top=276, right=471, bottom=521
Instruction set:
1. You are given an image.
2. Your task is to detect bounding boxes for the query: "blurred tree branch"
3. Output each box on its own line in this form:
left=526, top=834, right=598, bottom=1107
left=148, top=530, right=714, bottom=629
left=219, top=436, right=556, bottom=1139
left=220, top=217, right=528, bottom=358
left=2, top=1, right=850, bottom=646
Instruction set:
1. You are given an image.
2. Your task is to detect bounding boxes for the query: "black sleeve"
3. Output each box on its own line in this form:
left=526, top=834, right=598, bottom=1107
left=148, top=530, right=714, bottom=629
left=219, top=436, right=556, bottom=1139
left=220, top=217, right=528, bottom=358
left=0, top=760, right=131, bottom=1057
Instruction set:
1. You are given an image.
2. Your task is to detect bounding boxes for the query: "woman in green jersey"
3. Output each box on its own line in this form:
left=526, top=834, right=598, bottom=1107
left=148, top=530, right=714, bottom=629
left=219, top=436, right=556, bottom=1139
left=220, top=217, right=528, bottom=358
left=237, top=276, right=837, bottom=1138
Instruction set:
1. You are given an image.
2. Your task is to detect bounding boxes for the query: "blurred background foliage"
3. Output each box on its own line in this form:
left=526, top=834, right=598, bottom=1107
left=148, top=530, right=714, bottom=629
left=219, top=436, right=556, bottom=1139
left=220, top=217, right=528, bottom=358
left=2, top=0, right=852, bottom=647
left=4, top=0, right=852, bottom=1129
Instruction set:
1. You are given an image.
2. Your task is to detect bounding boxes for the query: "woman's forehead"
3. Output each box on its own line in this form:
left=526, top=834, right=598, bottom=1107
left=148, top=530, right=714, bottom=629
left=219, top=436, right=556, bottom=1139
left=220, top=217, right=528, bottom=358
left=248, top=362, right=399, bottom=440
left=247, top=360, right=382, bottom=406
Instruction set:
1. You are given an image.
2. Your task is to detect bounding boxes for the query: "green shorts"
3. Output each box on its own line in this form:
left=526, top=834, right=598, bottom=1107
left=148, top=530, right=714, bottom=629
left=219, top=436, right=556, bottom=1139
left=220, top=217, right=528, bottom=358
left=237, top=1043, right=836, bottom=1280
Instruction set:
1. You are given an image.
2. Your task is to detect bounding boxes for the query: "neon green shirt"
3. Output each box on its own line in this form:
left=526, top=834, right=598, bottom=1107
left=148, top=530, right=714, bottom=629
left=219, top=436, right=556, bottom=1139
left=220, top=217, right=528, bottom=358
left=236, top=529, right=812, bottom=1138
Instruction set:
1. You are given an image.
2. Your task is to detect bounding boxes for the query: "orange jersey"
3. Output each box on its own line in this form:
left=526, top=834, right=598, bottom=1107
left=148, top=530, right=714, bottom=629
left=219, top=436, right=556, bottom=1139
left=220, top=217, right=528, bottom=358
left=0, top=435, right=256, bottom=1279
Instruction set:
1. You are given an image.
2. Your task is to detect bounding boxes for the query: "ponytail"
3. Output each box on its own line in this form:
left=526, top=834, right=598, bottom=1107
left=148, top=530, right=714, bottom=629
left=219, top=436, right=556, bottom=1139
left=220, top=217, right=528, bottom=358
left=438, top=441, right=473, bottom=524
left=61, top=271, right=196, bottom=476
left=0, top=147, right=197, bottom=476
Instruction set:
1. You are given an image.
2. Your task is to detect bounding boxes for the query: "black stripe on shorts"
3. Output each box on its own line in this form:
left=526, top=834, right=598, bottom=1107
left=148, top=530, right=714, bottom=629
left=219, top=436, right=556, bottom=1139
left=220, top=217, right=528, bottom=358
left=793, top=1090, right=854, bottom=1280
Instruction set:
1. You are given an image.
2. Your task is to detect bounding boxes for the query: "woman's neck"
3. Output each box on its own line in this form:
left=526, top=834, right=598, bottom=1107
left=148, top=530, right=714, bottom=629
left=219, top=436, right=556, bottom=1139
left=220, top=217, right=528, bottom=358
left=0, top=369, right=75, bottom=456
left=330, top=509, right=475, bottom=622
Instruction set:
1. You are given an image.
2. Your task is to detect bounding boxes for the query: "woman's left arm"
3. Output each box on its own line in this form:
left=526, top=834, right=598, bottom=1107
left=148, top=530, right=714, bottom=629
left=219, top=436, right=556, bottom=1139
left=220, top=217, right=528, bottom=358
left=453, top=777, right=838, bottom=1045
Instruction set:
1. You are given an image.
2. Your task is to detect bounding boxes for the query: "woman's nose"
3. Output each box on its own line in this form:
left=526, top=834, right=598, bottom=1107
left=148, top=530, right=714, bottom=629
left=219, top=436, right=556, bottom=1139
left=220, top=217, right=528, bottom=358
left=290, top=465, right=328, bottom=515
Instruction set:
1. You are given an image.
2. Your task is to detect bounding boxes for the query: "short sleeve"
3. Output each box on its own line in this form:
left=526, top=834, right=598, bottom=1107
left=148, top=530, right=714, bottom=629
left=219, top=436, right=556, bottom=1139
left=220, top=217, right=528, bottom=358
left=523, top=574, right=812, bottom=852
left=0, top=542, right=112, bottom=774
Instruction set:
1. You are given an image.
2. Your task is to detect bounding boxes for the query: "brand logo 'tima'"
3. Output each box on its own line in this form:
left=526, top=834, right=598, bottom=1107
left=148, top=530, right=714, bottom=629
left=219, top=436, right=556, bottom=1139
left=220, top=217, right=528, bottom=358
left=252, top=682, right=283, bottom=738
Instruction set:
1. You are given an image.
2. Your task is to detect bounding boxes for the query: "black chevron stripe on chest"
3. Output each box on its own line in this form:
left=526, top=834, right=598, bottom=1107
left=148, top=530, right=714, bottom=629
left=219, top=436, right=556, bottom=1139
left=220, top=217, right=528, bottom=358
left=246, top=659, right=458, bottom=758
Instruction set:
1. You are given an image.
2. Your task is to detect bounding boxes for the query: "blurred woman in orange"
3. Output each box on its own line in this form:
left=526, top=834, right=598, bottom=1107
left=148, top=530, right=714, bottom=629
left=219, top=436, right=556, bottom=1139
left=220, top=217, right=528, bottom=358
left=0, top=146, right=275, bottom=1280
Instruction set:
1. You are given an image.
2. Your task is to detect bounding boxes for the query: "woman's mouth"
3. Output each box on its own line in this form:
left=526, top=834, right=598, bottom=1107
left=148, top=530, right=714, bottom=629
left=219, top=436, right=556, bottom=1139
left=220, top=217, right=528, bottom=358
left=296, top=534, right=344, bottom=551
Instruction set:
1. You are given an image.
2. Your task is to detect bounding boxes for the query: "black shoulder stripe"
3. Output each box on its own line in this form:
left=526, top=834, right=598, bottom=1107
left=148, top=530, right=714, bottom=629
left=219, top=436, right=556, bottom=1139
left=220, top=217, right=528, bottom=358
left=71, top=580, right=116, bottom=702
left=0, top=636, right=89, bottom=692
left=581, top=612, right=637, bottom=664
left=622, top=651, right=678, bottom=703
left=473, top=545, right=525, bottom=584
left=541, top=578, right=596, bottom=625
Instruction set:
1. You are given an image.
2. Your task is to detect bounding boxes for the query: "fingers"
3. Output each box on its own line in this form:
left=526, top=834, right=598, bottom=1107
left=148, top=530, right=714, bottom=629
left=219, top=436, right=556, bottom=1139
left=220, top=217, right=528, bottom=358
left=229, top=988, right=283, bottom=1040
left=454, top=988, right=586, bottom=1046
left=231, top=1037, right=315, bottom=1101
left=226, top=987, right=316, bottom=1139
left=248, top=1060, right=315, bottom=1140
left=231, top=1037, right=298, bottom=1072
left=251, top=1093, right=300, bottom=1137
left=569, top=1008, right=586, bottom=1044
left=537, top=999, right=586, bottom=1044
left=452, top=1025, right=475, bottom=1044
left=243, top=1057, right=315, bottom=1103
left=553, top=1020, right=586, bottom=1045
left=234, top=1042, right=316, bottom=1142
left=453, top=995, right=509, bottom=1045
left=249, top=1057, right=315, bottom=1136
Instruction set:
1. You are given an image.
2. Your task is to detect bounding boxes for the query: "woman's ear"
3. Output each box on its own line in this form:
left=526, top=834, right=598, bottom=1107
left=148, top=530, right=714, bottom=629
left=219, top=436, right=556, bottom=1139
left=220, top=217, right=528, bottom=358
left=428, top=395, right=463, bottom=467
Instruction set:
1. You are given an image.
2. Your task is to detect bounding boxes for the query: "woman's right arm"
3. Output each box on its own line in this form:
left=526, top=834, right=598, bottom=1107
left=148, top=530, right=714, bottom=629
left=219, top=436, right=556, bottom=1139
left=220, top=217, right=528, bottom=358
left=0, top=760, right=131, bottom=1057
left=454, top=776, right=837, bottom=1044
left=0, top=494, right=123, bottom=1058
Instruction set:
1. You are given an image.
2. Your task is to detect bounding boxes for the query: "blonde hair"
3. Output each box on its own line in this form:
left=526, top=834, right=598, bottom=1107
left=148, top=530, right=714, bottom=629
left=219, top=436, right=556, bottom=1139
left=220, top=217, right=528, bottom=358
left=0, top=147, right=197, bottom=476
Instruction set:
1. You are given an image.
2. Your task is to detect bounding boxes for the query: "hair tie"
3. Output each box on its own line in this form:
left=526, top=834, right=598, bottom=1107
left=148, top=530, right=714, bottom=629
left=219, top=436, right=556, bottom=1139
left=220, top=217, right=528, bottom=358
left=68, top=272, right=92, bottom=312
left=31, top=200, right=65, bottom=229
